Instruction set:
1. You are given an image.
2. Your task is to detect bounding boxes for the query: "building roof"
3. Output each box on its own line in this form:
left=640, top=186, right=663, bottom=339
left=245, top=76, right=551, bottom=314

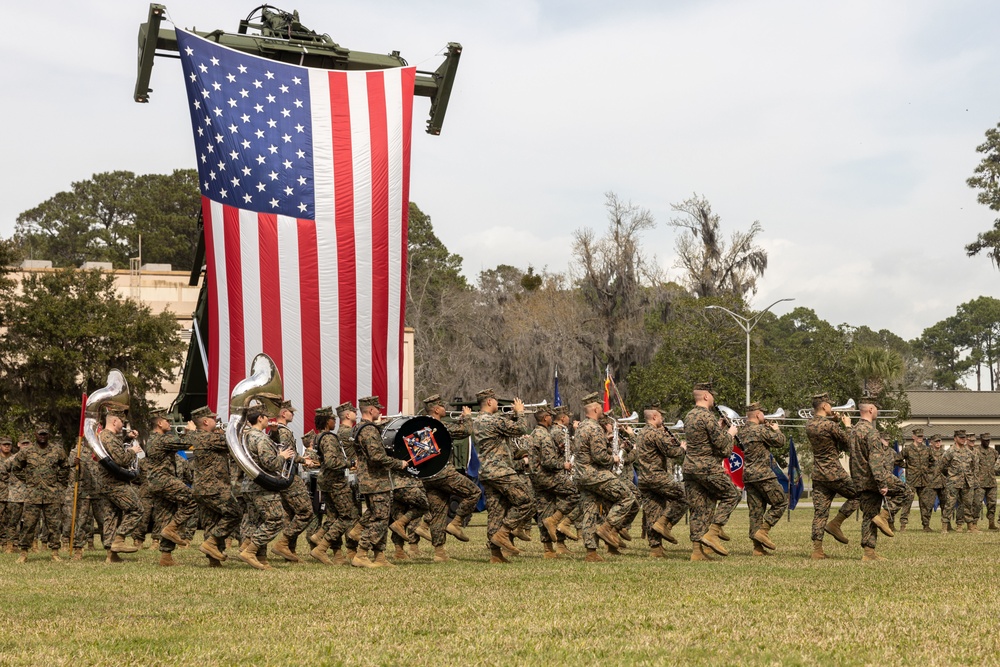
left=907, top=390, right=1000, bottom=418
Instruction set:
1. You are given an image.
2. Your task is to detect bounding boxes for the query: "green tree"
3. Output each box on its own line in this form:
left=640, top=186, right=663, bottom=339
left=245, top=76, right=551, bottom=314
left=847, top=346, right=904, bottom=396
left=916, top=317, right=973, bottom=389
left=668, top=194, right=768, bottom=298
left=966, top=121, right=1000, bottom=267
left=0, top=269, right=185, bottom=444
left=14, top=170, right=200, bottom=269
left=956, top=296, right=1000, bottom=390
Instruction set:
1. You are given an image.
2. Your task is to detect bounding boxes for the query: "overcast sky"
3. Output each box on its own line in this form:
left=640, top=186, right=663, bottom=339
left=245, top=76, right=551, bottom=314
left=4, top=0, right=1000, bottom=341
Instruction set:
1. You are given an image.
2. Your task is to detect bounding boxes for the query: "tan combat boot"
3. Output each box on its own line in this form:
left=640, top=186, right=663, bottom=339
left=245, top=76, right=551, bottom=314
left=272, top=533, right=299, bottom=562
left=389, top=516, right=412, bottom=541
left=372, top=551, right=396, bottom=567
left=199, top=535, right=226, bottom=561
left=542, top=542, right=559, bottom=559
left=309, top=527, right=327, bottom=546
left=649, top=545, right=665, bottom=559
left=489, top=546, right=509, bottom=564
left=490, top=526, right=520, bottom=554
left=407, top=542, right=421, bottom=558
left=346, top=521, right=363, bottom=542
left=556, top=517, right=579, bottom=541
left=256, top=546, right=270, bottom=567
left=700, top=524, right=729, bottom=557
left=110, top=535, right=138, bottom=554
left=810, top=539, right=827, bottom=560
left=690, top=543, right=712, bottom=561
left=753, top=525, right=777, bottom=550
left=825, top=514, right=849, bottom=544
left=922, top=525, right=934, bottom=532
left=606, top=544, right=623, bottom=555
left=50, top=548, right=62, bottom=562
left=751, top=540, right=769, bottom=557
left=511, top=526, right=532, bottom=542
left=414, top=520, right=433, bottom=542
left=446, top=517, right=470, bottom=542
left=433, top=546, right=450, bottom=563
left=239, top=541, right=268, bottom=570
left=584, top=548, right=605, bottom=563
left=393, top=544, right=409, bottom=560
left=872, top=510, right=894, bottom=537
left=595, top=522, right=622, bottom=549
left=72, top=548, right=83, bottom=561
left=160, top=520, right=189, bottom=547
left=207, top=556, right=223, bottom=568
left=159, top=552, right=177, bottom=567
left=542, top=511, right=563, bottom=542
left=310, top=538, right=334, bottom=565
left=351, top=551, right=376, bottom=568
left=555, top=540, right=571, bottom=555
left=331, top=548, right=347, bottom=566
left=716, top=524, right=731, bottom=541
left=345, top=548, right=358, bottom=564
left=861, top=547, right=886, bottom=562
left=105, top=551, right=122, bottom=564
left=990, top=519, right=999, bottom=532
left=618, top=527, right=633, bottom=542
left=898, top=521, right=907, bottom=532
left=2, top=543, right=12, bottom=554
left=942, top=521, right=952, bottom=533
left=969, top=522, right=980, bottom=533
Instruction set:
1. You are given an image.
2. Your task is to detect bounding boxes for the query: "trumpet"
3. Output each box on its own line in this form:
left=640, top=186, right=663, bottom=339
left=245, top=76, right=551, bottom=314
left=448, top=400, right=550, bottom=418
left=797, top=399, right=855, bottom=420
left=718, top=406, right=786, bottom=427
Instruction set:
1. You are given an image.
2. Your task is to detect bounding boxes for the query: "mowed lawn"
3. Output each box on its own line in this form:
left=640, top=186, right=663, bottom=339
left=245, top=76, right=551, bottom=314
left=1, top=506, right=998, bottom=667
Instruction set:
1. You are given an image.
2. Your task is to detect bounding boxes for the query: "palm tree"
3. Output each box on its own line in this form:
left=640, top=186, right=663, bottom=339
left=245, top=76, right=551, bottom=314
left=848, top=346, right=904, bottom=396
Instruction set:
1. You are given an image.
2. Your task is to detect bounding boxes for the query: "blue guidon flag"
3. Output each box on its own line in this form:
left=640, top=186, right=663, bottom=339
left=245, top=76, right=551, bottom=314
left=723, top=444, right=745, bottom=490
left=176, top=29, right=416, bottom=435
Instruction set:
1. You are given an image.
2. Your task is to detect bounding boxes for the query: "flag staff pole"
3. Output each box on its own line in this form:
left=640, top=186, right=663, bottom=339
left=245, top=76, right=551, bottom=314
left=68, top=392, right=88, bottom=550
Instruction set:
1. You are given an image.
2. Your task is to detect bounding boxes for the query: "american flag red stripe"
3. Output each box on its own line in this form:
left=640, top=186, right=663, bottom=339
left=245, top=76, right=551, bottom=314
left=179, top=30, right=415, bottom=433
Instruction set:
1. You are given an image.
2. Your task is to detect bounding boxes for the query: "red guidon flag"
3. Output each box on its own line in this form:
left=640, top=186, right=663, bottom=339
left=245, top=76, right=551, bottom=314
left=723, top=444, right=745, bottom=490
left=176, top=30, right=414, bottom=429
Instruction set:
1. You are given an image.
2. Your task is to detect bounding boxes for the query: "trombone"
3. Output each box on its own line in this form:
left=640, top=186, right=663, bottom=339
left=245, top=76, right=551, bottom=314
left=447, top=400, right=549, bottom=419
left=718, top=405, right=787, bottom=428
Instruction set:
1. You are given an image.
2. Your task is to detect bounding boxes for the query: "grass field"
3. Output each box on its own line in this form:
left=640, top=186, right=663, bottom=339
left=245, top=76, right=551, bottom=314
left=1, top=506, right=999, bottom=666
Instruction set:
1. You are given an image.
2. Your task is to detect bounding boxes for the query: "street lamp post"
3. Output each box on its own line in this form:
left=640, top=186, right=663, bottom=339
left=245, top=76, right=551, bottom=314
left=705, top=298, right=795, bottom=406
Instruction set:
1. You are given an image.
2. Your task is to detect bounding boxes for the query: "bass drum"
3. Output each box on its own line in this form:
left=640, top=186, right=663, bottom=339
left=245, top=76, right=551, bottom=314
left=380, top=416, right=453, bottom=479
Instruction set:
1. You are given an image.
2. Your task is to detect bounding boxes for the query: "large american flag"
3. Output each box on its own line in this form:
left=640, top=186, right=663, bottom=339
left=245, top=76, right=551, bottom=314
left=177, top=30, right=414, bottom=429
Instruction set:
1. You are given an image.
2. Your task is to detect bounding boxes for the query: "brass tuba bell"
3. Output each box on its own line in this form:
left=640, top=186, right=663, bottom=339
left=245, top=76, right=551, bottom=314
left=83, top=369, right=139, bottom=481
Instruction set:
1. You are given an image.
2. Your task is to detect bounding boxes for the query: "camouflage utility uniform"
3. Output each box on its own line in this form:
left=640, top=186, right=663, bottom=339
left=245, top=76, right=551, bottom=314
left=474, top=411, right=533, bottom=551
left=353, top=419, right=409, bottom=556
left=97, top=430, right=144, bottom=546
left=850, top=420, right=906, bottom=552
left=806, top=416, right=859, bottom=542
left=900, top=438, right=930, bottom=529
left=145, top=431, right=198, bottom=556
left=5, top=441, right=70, bottom=552
left=938, top=444, right=978, bottom=528
left=682, top=406, right=740, bottom=545
left=635, top=426, right=687, bottom=552
left=739, top=421, right=788, bottom=547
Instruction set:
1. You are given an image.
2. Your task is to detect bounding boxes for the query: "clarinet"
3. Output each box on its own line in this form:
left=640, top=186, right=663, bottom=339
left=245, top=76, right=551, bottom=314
left=612, top=422, right=623, bottom=475
left=562, top=425, right=573, bottom=467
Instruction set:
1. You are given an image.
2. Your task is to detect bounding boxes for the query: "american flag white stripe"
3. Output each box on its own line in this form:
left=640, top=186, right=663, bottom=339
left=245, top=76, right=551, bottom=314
left=348, top=73, right=374, bottom=400
left=177, top=30, right=414, bottom=434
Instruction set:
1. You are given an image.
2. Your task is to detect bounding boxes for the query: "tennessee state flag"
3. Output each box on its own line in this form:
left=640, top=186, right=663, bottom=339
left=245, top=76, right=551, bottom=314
left=723, top=444, right=745, bottom=490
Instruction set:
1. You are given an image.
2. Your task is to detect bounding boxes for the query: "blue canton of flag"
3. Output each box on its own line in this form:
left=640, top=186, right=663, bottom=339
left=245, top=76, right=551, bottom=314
left=177, top=30, right=316, bottom=220
left=553, top=367, right=562, bottom=408
left=892, top=440, right=904, bottom=480
left=787, top=437, right=804, bottom=511
left=770, top=453, right=789, bottom=493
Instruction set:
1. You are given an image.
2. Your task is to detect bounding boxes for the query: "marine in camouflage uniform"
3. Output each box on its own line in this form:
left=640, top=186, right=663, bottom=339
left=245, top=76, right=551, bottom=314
left=310, top=405, right=356, bottom=565
left=973, top=433, right=998, bottom=530
left=472, top=388, right=534, bottom=563
left=899, top=429, right=930, bottom=531
left=849, top=399, right=905, bottom=561
left=738, top=402, right=788, bottom=556
left=270, top=401, right=316, bottom=563
left=64, top=439, right=104, bottom=558
left=420, top=395, right=483, bottom=561
left=96, top=407, right=145, bottom=561
left=805, top=393, right=859, bottom=558
left=534, top=405, right=581, bottom=555
left=573, top=392, right=638, bottom=563
left=635, top=406, right=687, bottom=558
left=0, top=437, right=18, bottom=552
left=937, top=430, right=979, bottom=531
left=525, top=406, right=561, bottom=558
left=237, top=405, right=296, bottom=570
left=920, top=436, right=950, bottom=531
left=145, top=409, right=199, bottom=566
left=4, top=424, right=70, bottom=562
left=350, top=396, right=411, bottom=568
left=682, top=383, right=740, bottom=561
left=189, top=406, right=243, bottom=566
left=609, top=417, right=641, bottom=547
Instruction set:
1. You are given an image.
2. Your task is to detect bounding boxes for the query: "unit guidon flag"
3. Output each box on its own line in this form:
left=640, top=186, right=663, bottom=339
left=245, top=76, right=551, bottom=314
left=176, top=30, right=415, bottom=427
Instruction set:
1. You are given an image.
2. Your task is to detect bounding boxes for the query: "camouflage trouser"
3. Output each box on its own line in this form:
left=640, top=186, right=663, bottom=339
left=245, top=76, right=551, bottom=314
left=195, top=492, right=242, bottom=541
left=811, top=477, right=860, bottom=542
left=746, top=478, right=788, bottom=540
left=638, top=477, right=688, bottom=549
left=423, top=467, right=481, bottom=547
left=896, top=483, right=916, bottom=525
left=859, top=480, right=907, bottom=550
left=359, top=492, right=392, bottom=553
left=319, top=479, right=359, bottom=550
left=5, top=502, right=24, bottom=546
left=919, top=487, right=948, bottom=527
left=0, top=501, right=9, bottom=545
left=131, top=489, right=155, bottom=542
left=246, top=491, right=285, bottom=548
left=952, top=486, right=976, bottom=526
left=577, top=477, right=639, bottom=549
left=65, top=497, right=99, bottom=549
left=483, top=474, right=535, bottom=550
left=551, top=471, right=582, bottom=521
left=390, top=485, right=430, bottom=547
left=684, top=472, right=740, bottom=543
left=979, top=487, right=997, bottom=523
left=101, top=483, right=144, bottom=546
left=279, top=476, right=315, bottom=540
left=149, top=478, right=199, bottom=553
left=19, top=503, right=62, bottom=551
